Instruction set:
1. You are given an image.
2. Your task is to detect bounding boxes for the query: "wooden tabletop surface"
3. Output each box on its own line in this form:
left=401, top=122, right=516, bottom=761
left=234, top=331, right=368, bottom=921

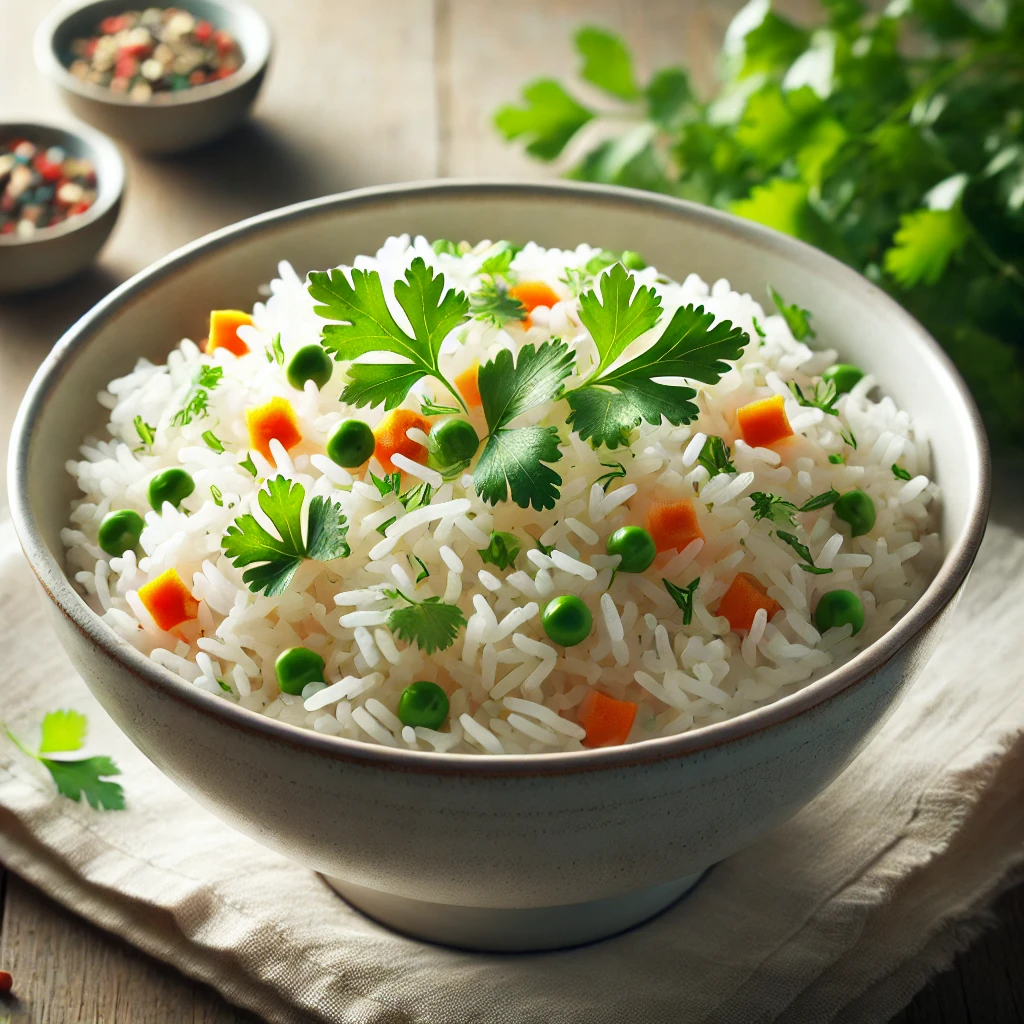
left=1, top=1, right=1023, bottom=1021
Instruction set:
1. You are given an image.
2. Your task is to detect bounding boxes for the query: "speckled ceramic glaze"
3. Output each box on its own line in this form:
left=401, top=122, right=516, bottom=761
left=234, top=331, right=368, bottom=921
left=35, top=0, right=271, bottom=155
left=8, top=182, right=990, bottom=950
left=0, top=119, right=123, bottom=294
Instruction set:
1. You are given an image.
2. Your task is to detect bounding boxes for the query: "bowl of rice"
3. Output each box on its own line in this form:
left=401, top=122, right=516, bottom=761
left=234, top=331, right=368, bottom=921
left=9, top=181, right=989, bottom=951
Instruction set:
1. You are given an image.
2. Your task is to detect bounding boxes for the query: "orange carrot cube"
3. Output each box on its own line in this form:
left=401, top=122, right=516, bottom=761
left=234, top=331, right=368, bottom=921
left=716, top=572, right=781, bottom=632
left=737, top=394, right=794, bottom=448
left=138, top=568, right=198, bottom=632
left=578, top=690, right=638, bottom=748
left=373, top=409, right=432, bottom=473
left=646, top=499, right=704, bottom=554
left=246, top=396, right=303, bottom=464
left=509, top=280, right=561, bottom=330
left=454, top=361, right=482, bottom=408
left=206, top=310, right=252, bottom=356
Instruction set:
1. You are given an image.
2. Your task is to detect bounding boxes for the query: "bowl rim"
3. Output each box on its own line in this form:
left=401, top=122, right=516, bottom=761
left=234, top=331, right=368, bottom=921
left=33, top=0, right=272, bottom=110
left=7, top=179, right=992, bottom=777
left=0, top=118, right=125, bottom=247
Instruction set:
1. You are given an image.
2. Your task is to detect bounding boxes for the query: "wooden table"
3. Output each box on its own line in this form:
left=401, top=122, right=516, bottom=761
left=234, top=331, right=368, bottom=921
left=1, top=2, right=1022, bottom=1020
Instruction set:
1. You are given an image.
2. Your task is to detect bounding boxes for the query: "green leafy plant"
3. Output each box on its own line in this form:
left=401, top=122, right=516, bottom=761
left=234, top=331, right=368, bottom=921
left=496, top=6, right=1024, bottom=444
left=478, top=531, right=523, bottom=570
left=172, top=365, right=223, bottom=426
left=384, top=589, right=467, bottom=654
left=222, top=476, right=350, bottom=596
left=5, top=710, right=125, bottom=811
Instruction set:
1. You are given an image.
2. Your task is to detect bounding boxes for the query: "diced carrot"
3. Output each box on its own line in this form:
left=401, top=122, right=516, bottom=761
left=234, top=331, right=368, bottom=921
left=578, top=690, right=638, bottom=748
left=736, top=394, right=793, bottom=448
left=373, top=409, right=432, bottom=473
left=716, top=572, right=781, bottom=632
left=646, top=499, right=704, bottom=554
left=454, top=361, right=482, bottom=408
left=246, top=396, right=303, bottom=463
left=509, top=280, right=561, bottom=330
left=206, top=309, right=252, bottom=356
left=138, top=568, right=198, bottom=632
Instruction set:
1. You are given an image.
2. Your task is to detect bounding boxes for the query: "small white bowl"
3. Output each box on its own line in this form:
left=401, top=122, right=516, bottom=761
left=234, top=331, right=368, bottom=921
left=0, top=120, right=124, bottom=295
left=35, top=0, right=272, bottom=155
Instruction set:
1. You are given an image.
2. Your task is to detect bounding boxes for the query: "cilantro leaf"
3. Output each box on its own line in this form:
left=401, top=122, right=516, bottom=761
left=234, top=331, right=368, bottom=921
left=575, top=26, right=640, bottom=100
left=478, top=241, right=522, bottom=276
left=309, top=257, right=469, bottom=411
left=892, top=463, right=912, bottom=480
left=697, top=435, right=736, bottom=478
left=470, top=278, right=527, bottom=327
left=133, top=416, right=155, bottom=452
left=768, top=285, right=816, bottom=341
left=788, top=378, right=839, bottom=414
left=38, top=709, right=87, bottom=754
left=731, top=179, right=812, bottom=239
left=494, top=79, right=594, bottom=161
left=202, top=430, right=225, bottom=453
left=884, top=207, right=969, bottom=288
left=41, top=755, right=125, bottom=811
left=750, top=491, right=798, bottom=525
left=432, top=238, right=460, bottom=256
left=776, top=529, right=833, bottom=574
left=369, top=471, right=401, bottom=498
left=565, top=388, right=642, bottom=449
left=388, top=595, right=467, bottom=654
left=478, top=531, right=522, bottom=570
left=663, top=577, right=700, bottom=625
left=172, top=365, right=224, bottom=427
left=222, top=476, right=349, bottom=596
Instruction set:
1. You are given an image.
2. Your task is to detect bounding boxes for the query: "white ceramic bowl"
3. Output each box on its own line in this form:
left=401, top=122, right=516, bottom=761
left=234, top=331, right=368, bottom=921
left=0, top=119, right=124, bottom=295
left=8, top=182, right=990, bottom=951
left=35, top=0, right=271, bottom=155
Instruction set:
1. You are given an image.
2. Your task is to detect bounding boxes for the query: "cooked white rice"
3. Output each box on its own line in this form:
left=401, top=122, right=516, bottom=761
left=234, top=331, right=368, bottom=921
left=62, top=235, right=941, bottom=755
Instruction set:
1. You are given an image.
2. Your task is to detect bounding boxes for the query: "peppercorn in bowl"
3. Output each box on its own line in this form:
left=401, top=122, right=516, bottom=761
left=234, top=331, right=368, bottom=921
left=0, top=120, right=123, bottom=294
left=9, top=182, right=990, bottom=951
left=35, top=0, right=271, bottom=154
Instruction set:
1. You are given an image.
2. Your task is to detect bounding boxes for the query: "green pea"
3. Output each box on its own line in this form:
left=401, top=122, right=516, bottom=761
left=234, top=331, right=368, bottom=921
left=814, top=590, right=865, bottom=636
left=286, top=344, right=333, bottom=391
left=429, top=418, right=480, bottom=475
left=606, top=525, right=656, bottom=574
left=147, top=468, right=195, bottom=511
left=541, top=595, right=593, bottom=647
left=326, top=419, right=375, bottom=468
left=397, top=680, right=450, bottom=730
left=97, top=509, right=145, bottom=557
left=275, top=646, right=326, bottom=696
left=620, top=249, right=647, bottom=270
left=822, top=363, right=864, bottom=395
left=834, top=489, right=876, bottom=537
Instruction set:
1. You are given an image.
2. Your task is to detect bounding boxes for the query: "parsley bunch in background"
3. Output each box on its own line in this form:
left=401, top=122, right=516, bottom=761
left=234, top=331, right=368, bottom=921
left=495, top=0, right=1024, bottom=445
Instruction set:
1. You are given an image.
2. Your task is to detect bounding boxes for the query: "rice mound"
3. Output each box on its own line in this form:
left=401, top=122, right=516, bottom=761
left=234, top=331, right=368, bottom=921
left=62, top=235, right=941, bottom=755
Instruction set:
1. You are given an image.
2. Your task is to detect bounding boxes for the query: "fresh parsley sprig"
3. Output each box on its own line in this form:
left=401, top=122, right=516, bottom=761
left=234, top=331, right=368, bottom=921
left=697, top=435, right=735, bottom=478
left=788, top=379, right=839, bottom=415
left=308, top=257, right=470, bottom=412
left=172, top=365, right=223, bottom=427
left=478, top=531, right=522, bottom=570
left=750, top=488, right=839, bottom=525
left=383, top=589, right=467, bottom=654
left=5, top=710, right=125, bottom=811
left=222, top=476, right=350, bottom=596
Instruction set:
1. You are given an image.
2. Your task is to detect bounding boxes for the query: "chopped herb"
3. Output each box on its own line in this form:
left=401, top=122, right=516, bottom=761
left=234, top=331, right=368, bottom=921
left=309, top=257, right=471, bottom=413
left=216, top=677, right=232, bottom=693
left=697, top=435, right=735, bottom=478
left=239, top=454, right=257, bottom=477
left=470, top=277, right=527, bottom=327
left=386, top=591, right=467, bottom=654
left=222, top=475, right=350, bottom=596
left=751, top=316, right=766, bottom=340
left=768, top=285, right=815, bottom=342
left=133, top=415, right=156, bottom=452
left=892, top=463, right=912, bottom=481
left=478, top=240, right=522, bottom=276
left=474, top=340, right=575, bottom=510
left=399, top=482, right=433, bottom=512
left=840, top=427, right=858, bottom=450
left=750, top=491, right=797, bottom=525
left=663, top=577, right=700, bottom=626
left=478, top=531, right=522, bottom=570
left=431, top=238, right=460, bottom=256
left=172, top=365, right=224, bottom=427
left=829, top=453, right=846, bottom=465
left=560, top=266, right=590, bottom=297
left=409, top=554, right=431, bottom=583
left=377, top=516, right=397, bottom=535
left=369, top=470, right=402, bottom=498
left=788, top=378, right=839, bottom=415
left=210, top=484, right=224, bottom=507
left=776, top=530, right=833, bottom=574
left=202, top=430, right=225, bottom=453
left=566, top=265, right=749, bottom=449
left=595, top=460, right=627, bottom=490
left=5, top=709, right=125, bottom=811
left=267, top=333, right=285, bottom=365
left=420, top=396, right=463, bottom=416
left=800, top=488, right=840, bottom=512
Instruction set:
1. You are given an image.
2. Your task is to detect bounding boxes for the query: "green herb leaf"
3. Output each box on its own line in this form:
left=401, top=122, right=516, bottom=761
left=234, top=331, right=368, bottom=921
left=768, top=286, right=816, bottom=341
left=388, top=595, right=467, bottom=654
left=829, top=453, right=846, bottom=465
left=410, top=554, right=431, bottom=583
left=419, top=397, right=463, bottom=416
left=202, top=430, right=225, bottom=453
left=172, top=365, right=224, bottom=427
left=38, top=709, right=87, bottom=755
left=595, top=460, right=627, bottom=490
left=478, top=531, right=522, bottom=570
left=268, top=333, right=285, bottom=365
left=799, top=488, right=840, bottom=511
left=239, top=454, right=258, bottom=477
left=892, top=462, right=912, bottom=480
left=377, top=516, right=397, bottom=535
left=470, top=278, right=527, bottom=327
left=697, top=435, right=736, bottom=478
left=222, top=476, right=349, bottom=596
left=884, top=207, right=969, bottom=288
left=309, top=257, right=469, bottom=411
left=840, top=427, right=858, bottom=450
left=575, top=26, right=640, bottom=100
left=133, top=416, right=156, bottom=452
left=41, top=755, right=125, bottom=811
left=788, top=378, right=839, bottom=414
left=663, top=577, right=700, bottom=626
left=210, top=484, right=224, bottom=507
left=494, top=79, right=594, bottom=161
left=369, top=471, right=402, bottom=498
left=431, top=238, right=460, bottom=256
left=776, top=529, right=833, bottom=574
left=478, top=241, right=522, bottom=276
left=750, top=491, right=798, bottom=525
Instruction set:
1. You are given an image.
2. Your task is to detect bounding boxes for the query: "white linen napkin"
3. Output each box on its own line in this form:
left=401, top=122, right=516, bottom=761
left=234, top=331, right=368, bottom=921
left=1, top=466, right=1022, bottom=1024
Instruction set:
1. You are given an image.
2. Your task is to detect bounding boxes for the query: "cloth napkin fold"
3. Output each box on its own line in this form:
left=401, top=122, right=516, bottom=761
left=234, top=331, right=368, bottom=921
left=1, top=467, right=1023, bottom=1024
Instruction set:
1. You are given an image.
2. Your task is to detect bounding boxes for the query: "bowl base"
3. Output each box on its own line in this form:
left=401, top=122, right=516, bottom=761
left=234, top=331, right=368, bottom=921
left=322, top=871, right=705, bottom=951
